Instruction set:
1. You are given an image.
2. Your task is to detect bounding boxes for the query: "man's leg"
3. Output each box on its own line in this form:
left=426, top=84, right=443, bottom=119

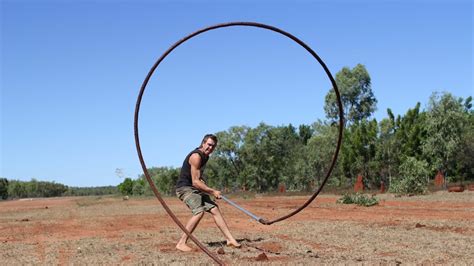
left=209, top=207, right=241, bottom=247
left=176, top=211, right=204, bottom=252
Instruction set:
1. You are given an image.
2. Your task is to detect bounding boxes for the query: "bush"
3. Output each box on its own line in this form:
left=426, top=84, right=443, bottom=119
left=337, top=193, right=379, bottom=207
left=118, top=178, right=134, bottom=195
left=132, top=178, right=146, bottom=196
left=389, top=157, right=429, bottom=195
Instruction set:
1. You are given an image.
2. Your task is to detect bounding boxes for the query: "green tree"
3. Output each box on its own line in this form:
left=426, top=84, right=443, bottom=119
left=296, top=121, right=338, bottom=190
left=7, top=180, right=28, bottom=198
left=373, top=103, right=427, bottom=189
left=139, top=167, right=180, bottom=196
left=0, top=178, right=9, bottom=199
left=265, top=124, right=302, bottom=190
left=324, top=64, right=377, bottom=125
left=422, top=92, right=469, bottom=182
left=298, top=124, right=314, bottom=145
left=64, top=186, right=118, bottom=196
left=454, top=104, right=474, bottom=182
left=394, top=102, right=426, bottom=159
left=239, top=123, right=273, bottom=192
left=389, top=156, right=429, bottom=195
left=236, top=123, right=301, bottom=192
left=132, top=178, right=146, bottom=195
left=372, top=108, right=401, bottom=187
left=36, top=181, right=67, bottom=197
left=118, top=178, right=134, bottom=195
left=338, top=119, right=378, bottom=188
left=210, top=126, right=250, bottom=190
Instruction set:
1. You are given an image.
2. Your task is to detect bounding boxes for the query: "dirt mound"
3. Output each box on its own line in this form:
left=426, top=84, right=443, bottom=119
left=434, top=171, right=444, bottom=187
left=448, top=186, right=464, bottom=192
left=354, top=174, right=364, bottom=192
left=255, top=252, right=268, bottom=261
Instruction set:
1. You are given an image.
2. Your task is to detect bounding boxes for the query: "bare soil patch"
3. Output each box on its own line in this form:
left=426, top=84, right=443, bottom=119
left=1, top=191, right=473, bottom=265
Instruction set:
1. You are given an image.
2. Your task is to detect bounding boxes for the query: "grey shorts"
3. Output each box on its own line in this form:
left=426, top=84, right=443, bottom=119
left=176, top=186, right=217, bottom=215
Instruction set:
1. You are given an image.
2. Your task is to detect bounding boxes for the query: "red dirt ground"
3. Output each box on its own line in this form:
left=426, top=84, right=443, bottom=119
left=1, top=191, right=473, bottom=265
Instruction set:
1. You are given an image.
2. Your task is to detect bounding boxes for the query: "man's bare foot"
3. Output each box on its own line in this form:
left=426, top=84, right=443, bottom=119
left=176, top=243, right=193, bottom=252
left=226, top=240, right=241, bottom=248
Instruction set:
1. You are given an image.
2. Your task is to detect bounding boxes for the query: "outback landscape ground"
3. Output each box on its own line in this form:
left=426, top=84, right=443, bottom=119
left=1, top=191, right=473, bottom=265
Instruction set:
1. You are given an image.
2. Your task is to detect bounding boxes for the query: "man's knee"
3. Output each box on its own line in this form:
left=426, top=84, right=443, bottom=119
left=193, top=210, right=205, bottom=218
left=209, top=206, right=220, bottom=215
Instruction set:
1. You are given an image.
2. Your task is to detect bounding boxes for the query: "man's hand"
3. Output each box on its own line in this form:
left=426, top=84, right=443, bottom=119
left=212, top=190, right=222, bottom=199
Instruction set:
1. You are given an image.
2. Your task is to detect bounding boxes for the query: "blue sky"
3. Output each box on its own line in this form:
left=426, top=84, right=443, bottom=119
left=1, top=0, right=472, bottom=187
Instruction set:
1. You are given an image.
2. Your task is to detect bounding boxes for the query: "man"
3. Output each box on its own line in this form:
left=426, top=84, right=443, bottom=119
left=175, top=134, right=241, bottom=252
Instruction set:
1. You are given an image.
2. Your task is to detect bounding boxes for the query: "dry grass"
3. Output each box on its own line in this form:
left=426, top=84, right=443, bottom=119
left=1, top=191, right=473, bottom=265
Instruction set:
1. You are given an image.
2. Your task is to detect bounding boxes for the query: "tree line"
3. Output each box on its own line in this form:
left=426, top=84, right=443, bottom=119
left=1, top=64, right=472, bottom=200
left=0, top=178, right=118, bottom=199
left=120, top=64, right=473, bottom=196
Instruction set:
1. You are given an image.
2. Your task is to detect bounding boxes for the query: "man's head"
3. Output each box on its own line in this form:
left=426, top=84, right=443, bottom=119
left=199, top=134, right=218, bottom=155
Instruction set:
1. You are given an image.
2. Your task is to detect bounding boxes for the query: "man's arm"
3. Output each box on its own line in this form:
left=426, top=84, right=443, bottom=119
left=189, top=153, right=221, bottom=199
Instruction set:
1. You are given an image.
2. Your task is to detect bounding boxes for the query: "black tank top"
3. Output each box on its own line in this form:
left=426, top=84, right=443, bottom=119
left=176, top=148, right=209, bottom=188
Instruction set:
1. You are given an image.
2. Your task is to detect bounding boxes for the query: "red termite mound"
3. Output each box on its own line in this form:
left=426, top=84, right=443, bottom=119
left=354, top=174, right=364, bottom=192
left=434, top=171, right=444, bottom=188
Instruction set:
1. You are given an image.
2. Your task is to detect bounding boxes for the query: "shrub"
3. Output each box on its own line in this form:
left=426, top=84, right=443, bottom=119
left=337, top=193, right=379, bottom=207
left=389, top=156, right=429, bottom=195
left=118, top=178, right=134, bottom=195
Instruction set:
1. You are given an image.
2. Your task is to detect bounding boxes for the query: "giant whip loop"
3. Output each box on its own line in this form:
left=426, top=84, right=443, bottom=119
left=134, top=22, right=343, bottom=265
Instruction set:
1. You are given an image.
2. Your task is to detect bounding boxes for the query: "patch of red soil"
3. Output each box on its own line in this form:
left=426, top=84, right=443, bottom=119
left=259, top=241, right=284, bottom=253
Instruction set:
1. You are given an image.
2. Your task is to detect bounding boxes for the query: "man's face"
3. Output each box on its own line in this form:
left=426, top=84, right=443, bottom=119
left=201, top=138, right=217, bottom=155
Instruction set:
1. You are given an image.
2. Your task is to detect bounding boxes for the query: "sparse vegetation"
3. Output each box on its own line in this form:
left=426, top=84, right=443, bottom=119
left=337, top=193, right=379, bottom=207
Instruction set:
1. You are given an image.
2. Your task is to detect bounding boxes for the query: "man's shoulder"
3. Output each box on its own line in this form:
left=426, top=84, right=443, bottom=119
left=188, top=152, right=203, bottom=165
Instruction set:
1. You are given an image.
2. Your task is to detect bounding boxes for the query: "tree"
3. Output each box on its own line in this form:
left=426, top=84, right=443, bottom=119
left=374, top=109, right=398, bottom=185
left=422, top=92, right=469, bottom=182
left=374, top=103, right=427, bottom=189
left=298, top=124, right=314, bottom=145
left=234, top=123, right=302, bottom=192
left=389, top=156, right=430, bottom=195
left=454, top=103, right=474, bottom=182
left=7, top=180, right=27, bottom=198
left=339, top=119, right=378, bottom=188
left=132, top=178, right=146, bottom=195
left=139, top=167, right=181, bottom=196
left=295, top=120, right=338, bottom=190
left=324, top=64, right=377, bottom=125
left=239, top=123, right=272, bottom=192
left=210, top=126, right=250, bottom=190
left=263, top=124, right=301, bottom=190
left=118, top=178, right=134, bottom=195
left=0, top=178, right=8, bottom=199
left=394, top=102, right=426, bottom=159
left=64, top=186, right=118, bottom=196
